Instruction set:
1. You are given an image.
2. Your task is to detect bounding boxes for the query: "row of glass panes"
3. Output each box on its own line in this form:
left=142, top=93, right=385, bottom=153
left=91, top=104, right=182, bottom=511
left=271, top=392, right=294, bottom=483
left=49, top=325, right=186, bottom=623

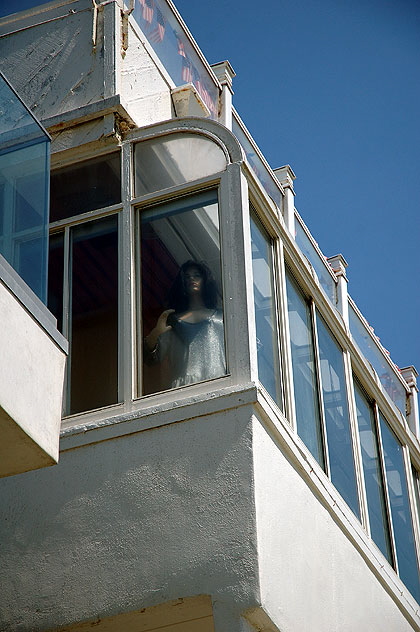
left=250, top=213, right=420, bottom=604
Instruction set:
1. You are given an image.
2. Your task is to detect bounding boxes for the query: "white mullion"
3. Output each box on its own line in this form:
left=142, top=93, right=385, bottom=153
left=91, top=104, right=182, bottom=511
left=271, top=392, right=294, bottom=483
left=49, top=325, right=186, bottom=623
left=119, top=141, right=134, bottom=404
left=62, top=225, right=71, bottom=416
left=271, top=236, right=285, bottom=412
left=375, top=404, right=399, bottom=573
left=278, top=259, right=297, bottom=429
left=312, top=304, right=331, bottom=478
left=345, top=354, right=369, bottom=530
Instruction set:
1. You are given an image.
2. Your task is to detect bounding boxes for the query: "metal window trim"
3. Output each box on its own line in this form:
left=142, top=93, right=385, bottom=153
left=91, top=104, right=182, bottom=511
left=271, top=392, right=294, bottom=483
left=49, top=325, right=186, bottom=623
left=248, top=206, right=284, bottom=412
left=346, top=360, right=370, bottom=530
left=311, top=302, right=331, bottom=477
left=376, top=406, right=400, bottom=573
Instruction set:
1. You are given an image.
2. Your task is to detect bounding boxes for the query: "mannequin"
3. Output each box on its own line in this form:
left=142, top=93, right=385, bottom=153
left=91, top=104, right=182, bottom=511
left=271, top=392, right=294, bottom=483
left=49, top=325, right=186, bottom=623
left=144, top=260, right=226, bottom=388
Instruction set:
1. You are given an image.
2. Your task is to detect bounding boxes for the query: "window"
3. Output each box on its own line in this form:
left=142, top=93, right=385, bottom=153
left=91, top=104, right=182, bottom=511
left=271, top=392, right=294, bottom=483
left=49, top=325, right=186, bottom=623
left=286, top=272, right=324, bottom=467
left=354, top=381, right=392, bottom=562
left=286, top=269, right=359, bottom=517
left=48, top=153, right=121, bottom=415
left=379, top=415, right=420, bottom=602
left=0, top=141, right=49, bottom=300
left=250, top=212, right=283, bottom=408
left=316, top=313, right=359, bottom=518
left=139, top=190, right=226, bottom=396
left=353, top=376, right=420, bottom=600
left=50, top=153, right=121, bottom=222
left=134, top=133, right=227, bottom=197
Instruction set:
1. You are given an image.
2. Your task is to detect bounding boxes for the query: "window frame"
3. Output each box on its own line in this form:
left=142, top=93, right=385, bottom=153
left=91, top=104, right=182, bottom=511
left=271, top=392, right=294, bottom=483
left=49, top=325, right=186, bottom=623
left=134, top=183, right=229, bottom=399
left=249, top=205, right=285, bottom=411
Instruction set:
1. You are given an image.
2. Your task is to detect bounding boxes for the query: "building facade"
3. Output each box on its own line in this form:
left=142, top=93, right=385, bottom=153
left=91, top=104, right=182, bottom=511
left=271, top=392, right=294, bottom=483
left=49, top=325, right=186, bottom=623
left=0, top=1, right=419, bottom=631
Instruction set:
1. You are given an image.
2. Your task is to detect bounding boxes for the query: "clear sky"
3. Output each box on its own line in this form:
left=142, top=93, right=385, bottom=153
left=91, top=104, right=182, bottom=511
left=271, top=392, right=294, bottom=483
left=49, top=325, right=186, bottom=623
left=2, top=0, right=419, bottom=374
left=174, top=0, right=420, bottom=374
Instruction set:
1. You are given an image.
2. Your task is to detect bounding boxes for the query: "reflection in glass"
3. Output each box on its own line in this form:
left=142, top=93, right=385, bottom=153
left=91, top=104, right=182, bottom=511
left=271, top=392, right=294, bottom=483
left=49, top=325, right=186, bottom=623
left=317, top=314, right=360, bottom=518
left=50, top=153, right=121, bottom=222
left=0, top=141, right=49, bottom=301
left=131, top=0, right=219, bottom=118
left=141, top=190, right=226, bottom=395
left=286, top=272, right=324, bottom=467
left=69, top=216, right=119, bottom=414
left=349, top=303, right=406, bottom=415
left=380, top=415, right=420, bottom=603
left=354, top=382, right=392, bottom=562
left=232, top=115, right=283, bottom=209
left=294, top=214, right=336, bottom=305
left=135, top=133, right=227, bottom=197
left=250, top=214, right=282, bottom=408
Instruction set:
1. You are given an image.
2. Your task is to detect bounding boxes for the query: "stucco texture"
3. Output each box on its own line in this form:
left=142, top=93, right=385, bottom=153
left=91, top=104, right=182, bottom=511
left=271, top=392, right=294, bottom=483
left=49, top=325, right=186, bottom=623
left=0, top=408, right=259, bottom=631
left=252, top=415, right=419, bottom=632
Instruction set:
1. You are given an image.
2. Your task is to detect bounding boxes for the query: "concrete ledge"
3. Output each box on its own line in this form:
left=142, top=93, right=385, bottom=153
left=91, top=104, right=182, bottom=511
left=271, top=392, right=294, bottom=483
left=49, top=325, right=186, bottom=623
left=0, top=259, right=67, bottom=477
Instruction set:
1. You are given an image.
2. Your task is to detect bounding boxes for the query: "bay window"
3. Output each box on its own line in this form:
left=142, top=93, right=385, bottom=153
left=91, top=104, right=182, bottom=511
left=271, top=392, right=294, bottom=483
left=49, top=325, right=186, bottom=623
left=286, top=269, right=359, bottom=518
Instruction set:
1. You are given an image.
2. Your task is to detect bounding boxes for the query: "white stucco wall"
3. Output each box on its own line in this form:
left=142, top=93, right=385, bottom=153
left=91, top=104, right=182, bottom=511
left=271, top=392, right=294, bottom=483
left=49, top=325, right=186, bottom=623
left=252, top=411, right=420, bottom=632
left=0, top=278, right=66, bottom=476
left=0, top=407, right=260, bottom=632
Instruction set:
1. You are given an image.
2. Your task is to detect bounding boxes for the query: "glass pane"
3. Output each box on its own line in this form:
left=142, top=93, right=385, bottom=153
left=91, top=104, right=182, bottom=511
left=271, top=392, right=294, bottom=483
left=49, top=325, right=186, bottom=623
left=0, top=140, right=49, bottom=301
left=50, top=153, right=121, bottom=222
left=349, top=303, right=406, bottom=415
left=14, top=236, right=45, bottom=300
left=316, top=314, right=360, bottom=518
left=286, top=272, right=324, bottom=468
left=69, top=216, right=119, bottom=415
left=232, top=115, right=283, bottom=209
left=135, top=133, right=227, bottom=196
left=47, top=232, right=64, bottom=332
left=250, top=213, right=282, bottom=408
left=380, top=415, right=420, bottom=602
left=295, top=214, right=336, bottom=306
left=412, top=466, right=420, bottom=531
left=141, top=190, right=226, bottom=395
left=354, top=382, right=392, bottom=562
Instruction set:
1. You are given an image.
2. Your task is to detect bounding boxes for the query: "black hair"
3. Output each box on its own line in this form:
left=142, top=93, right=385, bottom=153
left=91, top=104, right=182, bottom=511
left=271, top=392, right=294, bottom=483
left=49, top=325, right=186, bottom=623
left=167, top=260, right=219, bottom=313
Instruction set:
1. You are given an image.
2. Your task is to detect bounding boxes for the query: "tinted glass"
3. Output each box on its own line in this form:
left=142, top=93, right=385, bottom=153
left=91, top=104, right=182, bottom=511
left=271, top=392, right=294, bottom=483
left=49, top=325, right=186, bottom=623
left=69, top=216, right=119, bottom=414
left=286, top=273, right=324, bottom=467
left=141, top=190, right=226, bottom=395
left=250, top=214, right=282, bottom=407
left=50, top=153, right=121, bottom=222
left=380, top=414, right=420, bottom=603
left=354, top=382, right=392, bottom=562
left=0, top=140, right=49, bottom=301
left=316, top=314, right=360, bottom=518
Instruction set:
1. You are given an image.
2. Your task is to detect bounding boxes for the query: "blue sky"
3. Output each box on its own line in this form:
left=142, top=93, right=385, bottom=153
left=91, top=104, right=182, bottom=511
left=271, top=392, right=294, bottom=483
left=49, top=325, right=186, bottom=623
left=174, top=0, right=420, bottom=373
left=2, top=0, right=419, bottom=374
